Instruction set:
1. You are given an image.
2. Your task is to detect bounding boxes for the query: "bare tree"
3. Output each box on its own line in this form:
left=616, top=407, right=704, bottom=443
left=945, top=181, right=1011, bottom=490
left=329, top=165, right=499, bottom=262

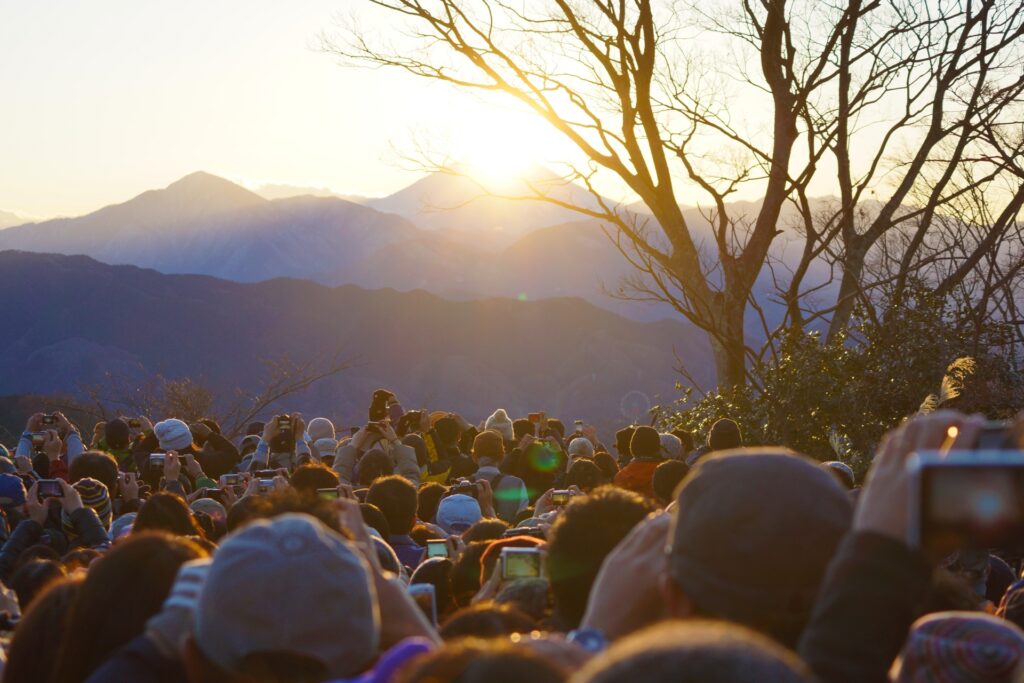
left=331, top=0, right=1024, bottom=387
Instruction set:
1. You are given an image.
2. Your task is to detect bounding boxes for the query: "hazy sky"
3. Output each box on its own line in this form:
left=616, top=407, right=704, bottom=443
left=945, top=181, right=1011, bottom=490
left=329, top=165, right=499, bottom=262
left=1, top=0, right=578, bottom=218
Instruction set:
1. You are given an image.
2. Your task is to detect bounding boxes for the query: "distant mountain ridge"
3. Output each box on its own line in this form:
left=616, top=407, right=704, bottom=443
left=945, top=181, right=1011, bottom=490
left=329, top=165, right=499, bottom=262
left=0, top=251, right=711, bottom=425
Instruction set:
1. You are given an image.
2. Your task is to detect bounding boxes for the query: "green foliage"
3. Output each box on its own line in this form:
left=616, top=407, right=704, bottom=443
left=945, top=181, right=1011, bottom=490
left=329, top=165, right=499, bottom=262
left=658, top=288, right=1024, bottom=480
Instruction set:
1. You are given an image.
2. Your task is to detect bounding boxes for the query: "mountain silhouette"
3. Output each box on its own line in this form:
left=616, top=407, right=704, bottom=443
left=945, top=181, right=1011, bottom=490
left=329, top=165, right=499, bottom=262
left=0, top=251, right=712, bottom=425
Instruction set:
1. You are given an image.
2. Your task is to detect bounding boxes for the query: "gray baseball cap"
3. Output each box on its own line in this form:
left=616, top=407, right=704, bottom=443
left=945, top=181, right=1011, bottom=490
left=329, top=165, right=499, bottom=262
left=195, top=513, right=380, bottom=678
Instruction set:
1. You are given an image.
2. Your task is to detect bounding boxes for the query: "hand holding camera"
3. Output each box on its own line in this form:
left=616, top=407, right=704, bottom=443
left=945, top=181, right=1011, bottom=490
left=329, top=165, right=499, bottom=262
left=58, top=478, right=83, bottom=515
left=42, top=430, right=63, bottom=462
left=25, top=482, right=49, bottom=525
left=163, top=451, right=182, bottom=483
left=118, top=472, right=140, bottom=501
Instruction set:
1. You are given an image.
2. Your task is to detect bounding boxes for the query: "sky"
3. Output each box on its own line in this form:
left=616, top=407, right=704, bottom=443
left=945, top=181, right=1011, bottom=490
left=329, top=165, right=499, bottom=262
left=0, top=0, right=581, bottom=218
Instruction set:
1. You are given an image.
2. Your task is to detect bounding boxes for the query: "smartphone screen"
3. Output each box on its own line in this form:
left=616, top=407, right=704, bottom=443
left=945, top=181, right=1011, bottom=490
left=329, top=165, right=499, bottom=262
left=318, top=488, right=340, bottom=501
left=426, top=539, right=449, bottom=558
left=921, top=462, right=1024, bottom=549
left=501, top=548, right=542, bottom=580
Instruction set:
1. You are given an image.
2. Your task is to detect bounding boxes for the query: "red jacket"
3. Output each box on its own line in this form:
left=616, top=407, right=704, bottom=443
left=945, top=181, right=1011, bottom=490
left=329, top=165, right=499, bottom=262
left=613, top=459, right=660, bottom=499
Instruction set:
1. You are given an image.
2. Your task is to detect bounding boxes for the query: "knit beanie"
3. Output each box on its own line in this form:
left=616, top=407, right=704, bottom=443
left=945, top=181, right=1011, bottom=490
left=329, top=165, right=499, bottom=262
left=630, top=426, right=662, bottom=459
left=63, top=477, right=113, bottom=534
left=659, top=433, right=683, bottom=460
left=485, top=409, right=514, bottom=443
left=308, top=418, right=336, bottom=443
left=105, top=418, right=131, bottom=450
left=708, top=418, right=742, bottom=451
left=897, top=612, right=1024, bottom=683
left=472, top=430, right=505, bottom=464
left=154, top=419, right=194, bottom=452
left=0, top=474, right=26, bottom=508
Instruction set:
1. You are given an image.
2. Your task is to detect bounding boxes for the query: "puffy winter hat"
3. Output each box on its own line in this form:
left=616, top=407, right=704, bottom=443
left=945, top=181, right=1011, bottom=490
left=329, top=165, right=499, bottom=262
left=668, top=450, right=852, bottom=646
left=63, top=477, right=113, bottom=532
left=196, top=513, right=379, bottom=679
left=568, top=437, right=595, bottom=459
left=484, top=409, right=514, bottom=443
left=104, top=418, right=131, bottom=450
left=308, top=417, right=336, bottom=442
left=0, top=474, right=26, bottom=507
left=472, top=430, right=505, bottom=463
left=708, top=418, right=742, bottom=451
left=659, top=433, right=682, bottom=460
left=629, top=426, right=662, bottom=459
left=154, top=419, right=193, bottom=452
left=436, top=494, right=482, bottom=535
left=896, top=612, right=1024, bottom=683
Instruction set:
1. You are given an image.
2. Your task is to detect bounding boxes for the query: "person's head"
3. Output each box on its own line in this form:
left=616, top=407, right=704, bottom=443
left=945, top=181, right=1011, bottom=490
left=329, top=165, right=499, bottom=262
left=133, top=491, right=205, bottom=538
left=53, top=533, right=207, bottom=683
left=451, top=542, right=490, bottom=606
left=512, top=418, right=535, bottom=442
left=546, top=486, right=656, bottom=629
left=436, top=494, right=482, bottom=535
left=894, top=611, right=1024, bottom=683
left=434, top=416, right=462, bottom=448
left=671, top=429, right=694, bottom=454
left=567, top=437, right=595, bottom=460
left=658, top=433, right=682, bottom=460
left=61, top=547, right=101, bottom=572
left=545, top=419, right=566, bottom=442
left=307, top=417, right=336, bottom=442
left=398, top=638, right=566, bottom=683
left=485, top=409, right=515, bottom=444
left=62, top=477, right=113, bottom=533
left=360, top=502, right=391, bottom=538
left=629, top=426, right=662, bottom=460
left=366, top=475, right=419, bottom=536
left=4, top=577, right=82, bottom=683
left=357, top=449, right=395, bottom=487
left=614, top=427, right=636, bottom=458
left=9, top=559, right=66, bottom=611
left=69, top=450, right=119, bottom=496
left=410, top=557, right=458, bottom=621
left=592, top=452, right=619, bottom=481
left=473, top=430, right=506, bottom=466
left=417, top=481, right=446, bottom=524
left=103, top=418, right=131, bottom=450
left=185, top=514, right=378, bottom=683
left=652, top=460, right=690, bottom=506
left=438, top=603, right=537, bottom=640
left=708, top=418, right=742, bottom=451
left=565, top=458, right=603, bottom=492
left=154, top=418, right=196, bottom=452
left=463, top=518, right=511, bottom=543
left=495, top=578, right=551, bottom=622
left=290, top=462, right=340, bottom=498
left=663, top=449, right=852, bottom=648
left=572, top=620, right=813, bottom=683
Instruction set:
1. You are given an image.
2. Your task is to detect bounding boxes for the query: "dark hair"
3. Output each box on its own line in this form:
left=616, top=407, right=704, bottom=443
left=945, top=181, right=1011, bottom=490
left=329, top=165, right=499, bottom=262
left=133, top=492, right=205, bottom=538
left=51, top=533, right=207, bottom=683
left=360, top=502, right=391, bottom=538
left=574, top=620, right=813, bottom=683
left=61, top=547, right=101, bottom=573
left=198, top=417, right=221, bottom=434
left=69, top=451, right=119, bottom=498
left=290, top=462, right=340, bottom=498
left=565, top=458, right=603, bottom=492
left=410, top=557, right=458, bottom=622
left=708, top=418, right=743, bottom=451
left=12, top=544, right=60, bottom=574
left=671, top=429, right=694, bottom=454
left=226, top=489, right=348, bottom=537
left=9, top=559, right=66, bottom=611
left=546, top=486, right=656, bottom=629
left=512, top=419, right=535, bottom=441
left=397, top=638, right=566, bottom=683
left=463, top=518, right=510, bottom=544
left=417, top=481, right=447, bottom=524
left=4, top=577, right=82, bottom=683
left=439, top=603, right=537, bottom=641
left=366, top=475, right=418, bottom=535
left=592, top=452, right=619, bottom=481
left=495, top=578, right=551, bottom=622
left=451, top=541, right=490, bottom=607
left=410, top=523, right=433, bottom=546
left=652, top=460, right=690, bottom=506
left=615, top=427, right=636, bottom=458
left=357, top=449, right=395, bottom=487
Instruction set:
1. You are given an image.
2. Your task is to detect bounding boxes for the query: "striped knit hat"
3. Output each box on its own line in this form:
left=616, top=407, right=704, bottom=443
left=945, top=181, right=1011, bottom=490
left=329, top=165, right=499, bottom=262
left=62, top=477, right=113, bottom=535
left=896, top=611, right=1024, bottom=683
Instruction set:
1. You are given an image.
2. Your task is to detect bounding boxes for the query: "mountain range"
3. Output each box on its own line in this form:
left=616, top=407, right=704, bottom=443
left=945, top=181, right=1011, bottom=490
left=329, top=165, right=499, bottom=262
left=0, top=251, right=711, bottom=426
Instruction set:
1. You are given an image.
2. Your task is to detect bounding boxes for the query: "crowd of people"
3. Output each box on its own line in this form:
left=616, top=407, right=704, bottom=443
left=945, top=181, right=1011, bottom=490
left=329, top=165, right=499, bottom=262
left=0, top=387, right=1020, bottom=682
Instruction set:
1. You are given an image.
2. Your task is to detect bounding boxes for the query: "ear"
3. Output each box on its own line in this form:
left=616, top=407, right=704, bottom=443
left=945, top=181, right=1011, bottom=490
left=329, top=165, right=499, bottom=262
left=659, top=570, right=694, bottom=619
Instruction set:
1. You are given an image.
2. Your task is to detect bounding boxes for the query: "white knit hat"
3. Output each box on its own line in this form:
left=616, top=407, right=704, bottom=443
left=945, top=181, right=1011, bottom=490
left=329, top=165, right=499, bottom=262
left=308, top=417, right=336, bottom=442
left=660, top=433, right=683, bottom=459
left=154, top=419, right=193, bottom=452
left=485, top=409, right=514, bottom=443
left=568, top=437, right=595, bottom=459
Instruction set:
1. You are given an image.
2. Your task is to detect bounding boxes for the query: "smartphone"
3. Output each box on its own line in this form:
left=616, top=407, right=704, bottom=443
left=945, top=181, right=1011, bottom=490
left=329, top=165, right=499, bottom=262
left=149, top=452, right=166, bottom=468
left=271, top=415, right=295, bottom=453
left=500, top=547, right=543, bottom=580
left=426, top=539, right=449, bottom=559
left=41, top=414, right=57, bottom=426
left=257, top=478, right=275, bottom=494
left=37, top=479, right=63, bottom=500
left=219, top=473, right=243, bottom=487
left=253, top=470, right=279, bottom=479
left=574, top=420, right=584, bottom=434
left=528, top=412, right=543, bottom=424
left=908, top=449, right=1024, bottom=550
left=407, top=583, right=437, bottom=625
left=29, top=432, right=46, bottom=452
left=128, top=419, right=141, bottom=429
left=317, top=488, right=340, bottom=501
left=551, top=490, right=571, bottom=506
left=204, top=488, right=227, bottom=505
